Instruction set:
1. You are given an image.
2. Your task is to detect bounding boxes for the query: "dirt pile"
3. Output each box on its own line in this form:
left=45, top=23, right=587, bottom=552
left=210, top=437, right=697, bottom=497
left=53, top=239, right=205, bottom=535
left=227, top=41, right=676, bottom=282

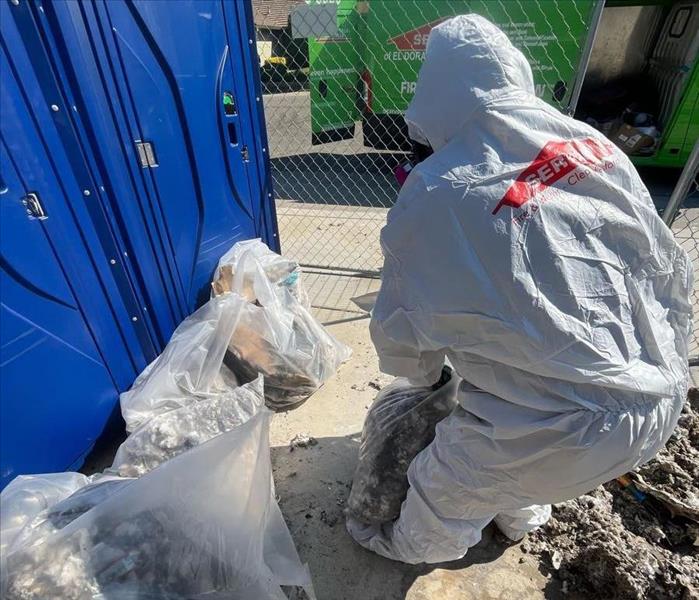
left=522, top=389, right=699, bottom=600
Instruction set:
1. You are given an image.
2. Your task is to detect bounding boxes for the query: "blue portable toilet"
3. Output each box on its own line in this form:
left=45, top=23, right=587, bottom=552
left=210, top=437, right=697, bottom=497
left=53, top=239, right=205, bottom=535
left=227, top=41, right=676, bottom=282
left=0, top=0, right=277, bottom=488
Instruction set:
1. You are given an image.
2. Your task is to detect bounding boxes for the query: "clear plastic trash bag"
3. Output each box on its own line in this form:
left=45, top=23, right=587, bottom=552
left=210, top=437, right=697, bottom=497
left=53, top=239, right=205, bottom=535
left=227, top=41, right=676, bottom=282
left=110, top=376, right=264, bottom=478
left=119, top=293, right=246, bottom=432
left=347, top=367, right=459, bottom=525
left=1, top=408, right=314, bottom=600
left=212, top=239, right=351, bottom=409
left=0, top=472, right=90, bottom=558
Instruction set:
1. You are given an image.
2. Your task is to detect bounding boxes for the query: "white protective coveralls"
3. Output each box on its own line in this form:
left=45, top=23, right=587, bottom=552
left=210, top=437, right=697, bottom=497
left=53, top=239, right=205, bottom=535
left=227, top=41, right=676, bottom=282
left=347, top=15, right=693, bottom=564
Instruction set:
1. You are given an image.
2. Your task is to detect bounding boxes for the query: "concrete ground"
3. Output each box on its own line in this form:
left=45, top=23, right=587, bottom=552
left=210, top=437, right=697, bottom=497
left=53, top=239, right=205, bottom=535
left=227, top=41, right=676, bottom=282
left=269, top=317, right=561, bottom=600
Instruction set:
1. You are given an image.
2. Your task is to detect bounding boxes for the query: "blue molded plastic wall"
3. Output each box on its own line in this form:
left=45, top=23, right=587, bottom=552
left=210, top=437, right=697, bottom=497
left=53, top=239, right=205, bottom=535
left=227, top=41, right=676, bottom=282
left=0, top=0, right=276, bottom=488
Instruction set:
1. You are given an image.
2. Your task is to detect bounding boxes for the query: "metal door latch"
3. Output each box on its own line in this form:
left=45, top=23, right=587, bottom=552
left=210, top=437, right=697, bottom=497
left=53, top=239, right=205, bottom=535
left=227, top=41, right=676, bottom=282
left=135, top=140, right=158, bottom=168
left=22, top=192, right=47, bottom=220
left=241, top=145, right=249, bottom=162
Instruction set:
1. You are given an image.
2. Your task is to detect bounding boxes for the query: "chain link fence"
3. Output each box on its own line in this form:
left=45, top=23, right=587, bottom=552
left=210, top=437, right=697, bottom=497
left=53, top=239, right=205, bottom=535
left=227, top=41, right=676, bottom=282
left=663, top=141, right=699, bottom=366
left=255, top=0, right=598, bottom=279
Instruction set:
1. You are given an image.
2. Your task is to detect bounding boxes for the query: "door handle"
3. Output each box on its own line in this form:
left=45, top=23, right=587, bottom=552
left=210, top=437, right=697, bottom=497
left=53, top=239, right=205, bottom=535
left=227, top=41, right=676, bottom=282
left=22, top=192, right=48, bottom=220
left=222, top=90, right=247, bottom=161
left=227, top=122, right=238, bottom=145
left=223, top=91, right=239, bottom=148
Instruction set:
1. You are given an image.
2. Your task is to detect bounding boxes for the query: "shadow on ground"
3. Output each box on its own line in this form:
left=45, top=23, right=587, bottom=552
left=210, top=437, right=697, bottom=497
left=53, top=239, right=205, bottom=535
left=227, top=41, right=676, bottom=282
left=271, top=433, right=557, bottom=600
left=272, top=153, right=403, bottom=208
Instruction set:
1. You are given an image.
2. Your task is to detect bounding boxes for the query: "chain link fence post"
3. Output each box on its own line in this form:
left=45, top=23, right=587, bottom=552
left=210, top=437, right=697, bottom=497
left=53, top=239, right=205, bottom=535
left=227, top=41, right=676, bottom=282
left=663, top=140, right=699, bottom=366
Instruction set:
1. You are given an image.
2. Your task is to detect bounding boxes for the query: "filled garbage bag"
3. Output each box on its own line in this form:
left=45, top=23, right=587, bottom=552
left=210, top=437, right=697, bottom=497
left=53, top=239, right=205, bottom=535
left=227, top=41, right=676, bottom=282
left=120, top=292, right=246, bottom=432
left=0, top=473, right=90, bottom=558
left=212, top=239, right=351, bottom=409
left=1, top=407, right=313, bottom=600
left=110, top=376, right=264, bottom=477
left=348, top=367, right=459, bottom=525
left=221, top=300, right=350, bottom=409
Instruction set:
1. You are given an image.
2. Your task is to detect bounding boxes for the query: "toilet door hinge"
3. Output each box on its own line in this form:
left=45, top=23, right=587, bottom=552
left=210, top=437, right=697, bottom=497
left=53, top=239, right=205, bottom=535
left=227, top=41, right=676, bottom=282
left=135, top=140, right=158, bottom=168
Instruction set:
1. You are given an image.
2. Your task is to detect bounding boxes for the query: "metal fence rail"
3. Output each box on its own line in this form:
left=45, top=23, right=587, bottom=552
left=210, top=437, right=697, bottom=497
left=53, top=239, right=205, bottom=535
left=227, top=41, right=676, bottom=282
left=663, top=141, right=699, bottom=366
left=256, top=0, right=597, bottom=275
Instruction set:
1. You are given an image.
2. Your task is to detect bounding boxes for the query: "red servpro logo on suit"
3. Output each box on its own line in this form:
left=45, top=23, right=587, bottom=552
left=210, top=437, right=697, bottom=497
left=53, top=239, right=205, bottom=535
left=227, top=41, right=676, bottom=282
left=493, top=138, right=615, bottom=215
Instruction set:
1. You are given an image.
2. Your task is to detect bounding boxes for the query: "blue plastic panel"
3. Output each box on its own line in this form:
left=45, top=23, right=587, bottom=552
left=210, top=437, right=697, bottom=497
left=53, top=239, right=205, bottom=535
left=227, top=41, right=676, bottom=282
left=0, top=139, right=118, bottom=485
left=44, top=0, right=278, bottom=324
left=1, top=6, right=138, bottom=486
left=0, top=0, right=276, bottom=487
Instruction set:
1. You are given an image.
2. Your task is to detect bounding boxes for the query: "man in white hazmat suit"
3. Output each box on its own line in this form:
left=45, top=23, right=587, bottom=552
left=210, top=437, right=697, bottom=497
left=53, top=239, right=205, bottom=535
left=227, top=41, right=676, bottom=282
left=347, top=15, right=693, bottom=564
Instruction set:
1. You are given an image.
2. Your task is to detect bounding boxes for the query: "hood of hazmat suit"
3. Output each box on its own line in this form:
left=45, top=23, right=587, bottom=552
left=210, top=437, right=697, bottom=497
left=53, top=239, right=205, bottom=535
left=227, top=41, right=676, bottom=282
left=350, top=14, right=693, bottom=564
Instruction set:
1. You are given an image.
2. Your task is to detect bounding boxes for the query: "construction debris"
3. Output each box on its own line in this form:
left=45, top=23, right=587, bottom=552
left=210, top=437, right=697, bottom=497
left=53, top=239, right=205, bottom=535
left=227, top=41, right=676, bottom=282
left=522, top=390, right=699, bottom=599
left=110, top=378, right=264, bottom=477
left=212, top=239, right=351, bottom=409
left=290, top=433, right=318, bottom=451
left=347, top=368, right=459, bottom=524
left=2, top=409, right=314, bottom=600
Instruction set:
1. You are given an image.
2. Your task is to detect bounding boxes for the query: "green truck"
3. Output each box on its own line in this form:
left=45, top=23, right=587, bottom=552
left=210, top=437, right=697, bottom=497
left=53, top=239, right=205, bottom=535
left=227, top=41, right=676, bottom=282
left=308, top=0, right=699, bottom=167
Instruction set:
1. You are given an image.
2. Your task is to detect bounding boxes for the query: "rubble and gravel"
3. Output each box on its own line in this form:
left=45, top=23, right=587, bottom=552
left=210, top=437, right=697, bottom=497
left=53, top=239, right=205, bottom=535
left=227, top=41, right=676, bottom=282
left=109, top=378, right=264, bottom=477
left=522, top=389, right=699, bottom=600
left=289, top=434, right=318, bottom=451
left=348, top=368, right=459, bottom=524
left=632, top=388, right=699, bottom=523
left=4, top=496, right=235, bottom=600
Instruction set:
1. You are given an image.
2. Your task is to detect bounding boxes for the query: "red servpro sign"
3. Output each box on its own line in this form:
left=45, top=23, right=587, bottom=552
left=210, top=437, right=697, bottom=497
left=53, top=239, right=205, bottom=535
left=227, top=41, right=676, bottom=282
left=387, top=19, right=448, bottom=50
left=493, top=138, right=615, bottom=215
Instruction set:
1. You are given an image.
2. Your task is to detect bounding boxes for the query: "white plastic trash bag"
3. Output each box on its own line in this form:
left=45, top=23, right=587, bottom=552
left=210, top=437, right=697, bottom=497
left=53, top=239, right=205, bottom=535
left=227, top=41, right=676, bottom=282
left=347, top=367, right=459, bottom=524
left=212, top=240, right=351, bottom=409
left=110, top=376, right=264, bottom=477
left=120, top=293, right=246, bottom=432
left=1, top=408, right=314, bottom=600
left=0, top=472, right=90, bottom=558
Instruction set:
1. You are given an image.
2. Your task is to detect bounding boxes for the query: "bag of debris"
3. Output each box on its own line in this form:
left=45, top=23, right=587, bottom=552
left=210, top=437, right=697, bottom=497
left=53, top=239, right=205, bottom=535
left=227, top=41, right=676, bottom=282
left=222, top=300, right=351, bottom=409
left=0, top=472, right=91, bottom=558
left=348, top=367, right=459, bottom=525
left=212, top=238, right=309, bottom=307
left=212, top=240, right=351, bottom=409
left=1, top=407, right=314, bottom=600
left=110, top=376, right=264, bottom=477
left=120, top=292, right=246, bottom=432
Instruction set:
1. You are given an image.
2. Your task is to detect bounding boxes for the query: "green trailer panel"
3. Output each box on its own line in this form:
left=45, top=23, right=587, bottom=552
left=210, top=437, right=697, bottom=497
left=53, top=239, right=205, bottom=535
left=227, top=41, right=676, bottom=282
left=646, top=61, right=699, bottom=167
left=363, top=1, right=596, bottom=116
left=308, top=0, right=364, bottom=143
